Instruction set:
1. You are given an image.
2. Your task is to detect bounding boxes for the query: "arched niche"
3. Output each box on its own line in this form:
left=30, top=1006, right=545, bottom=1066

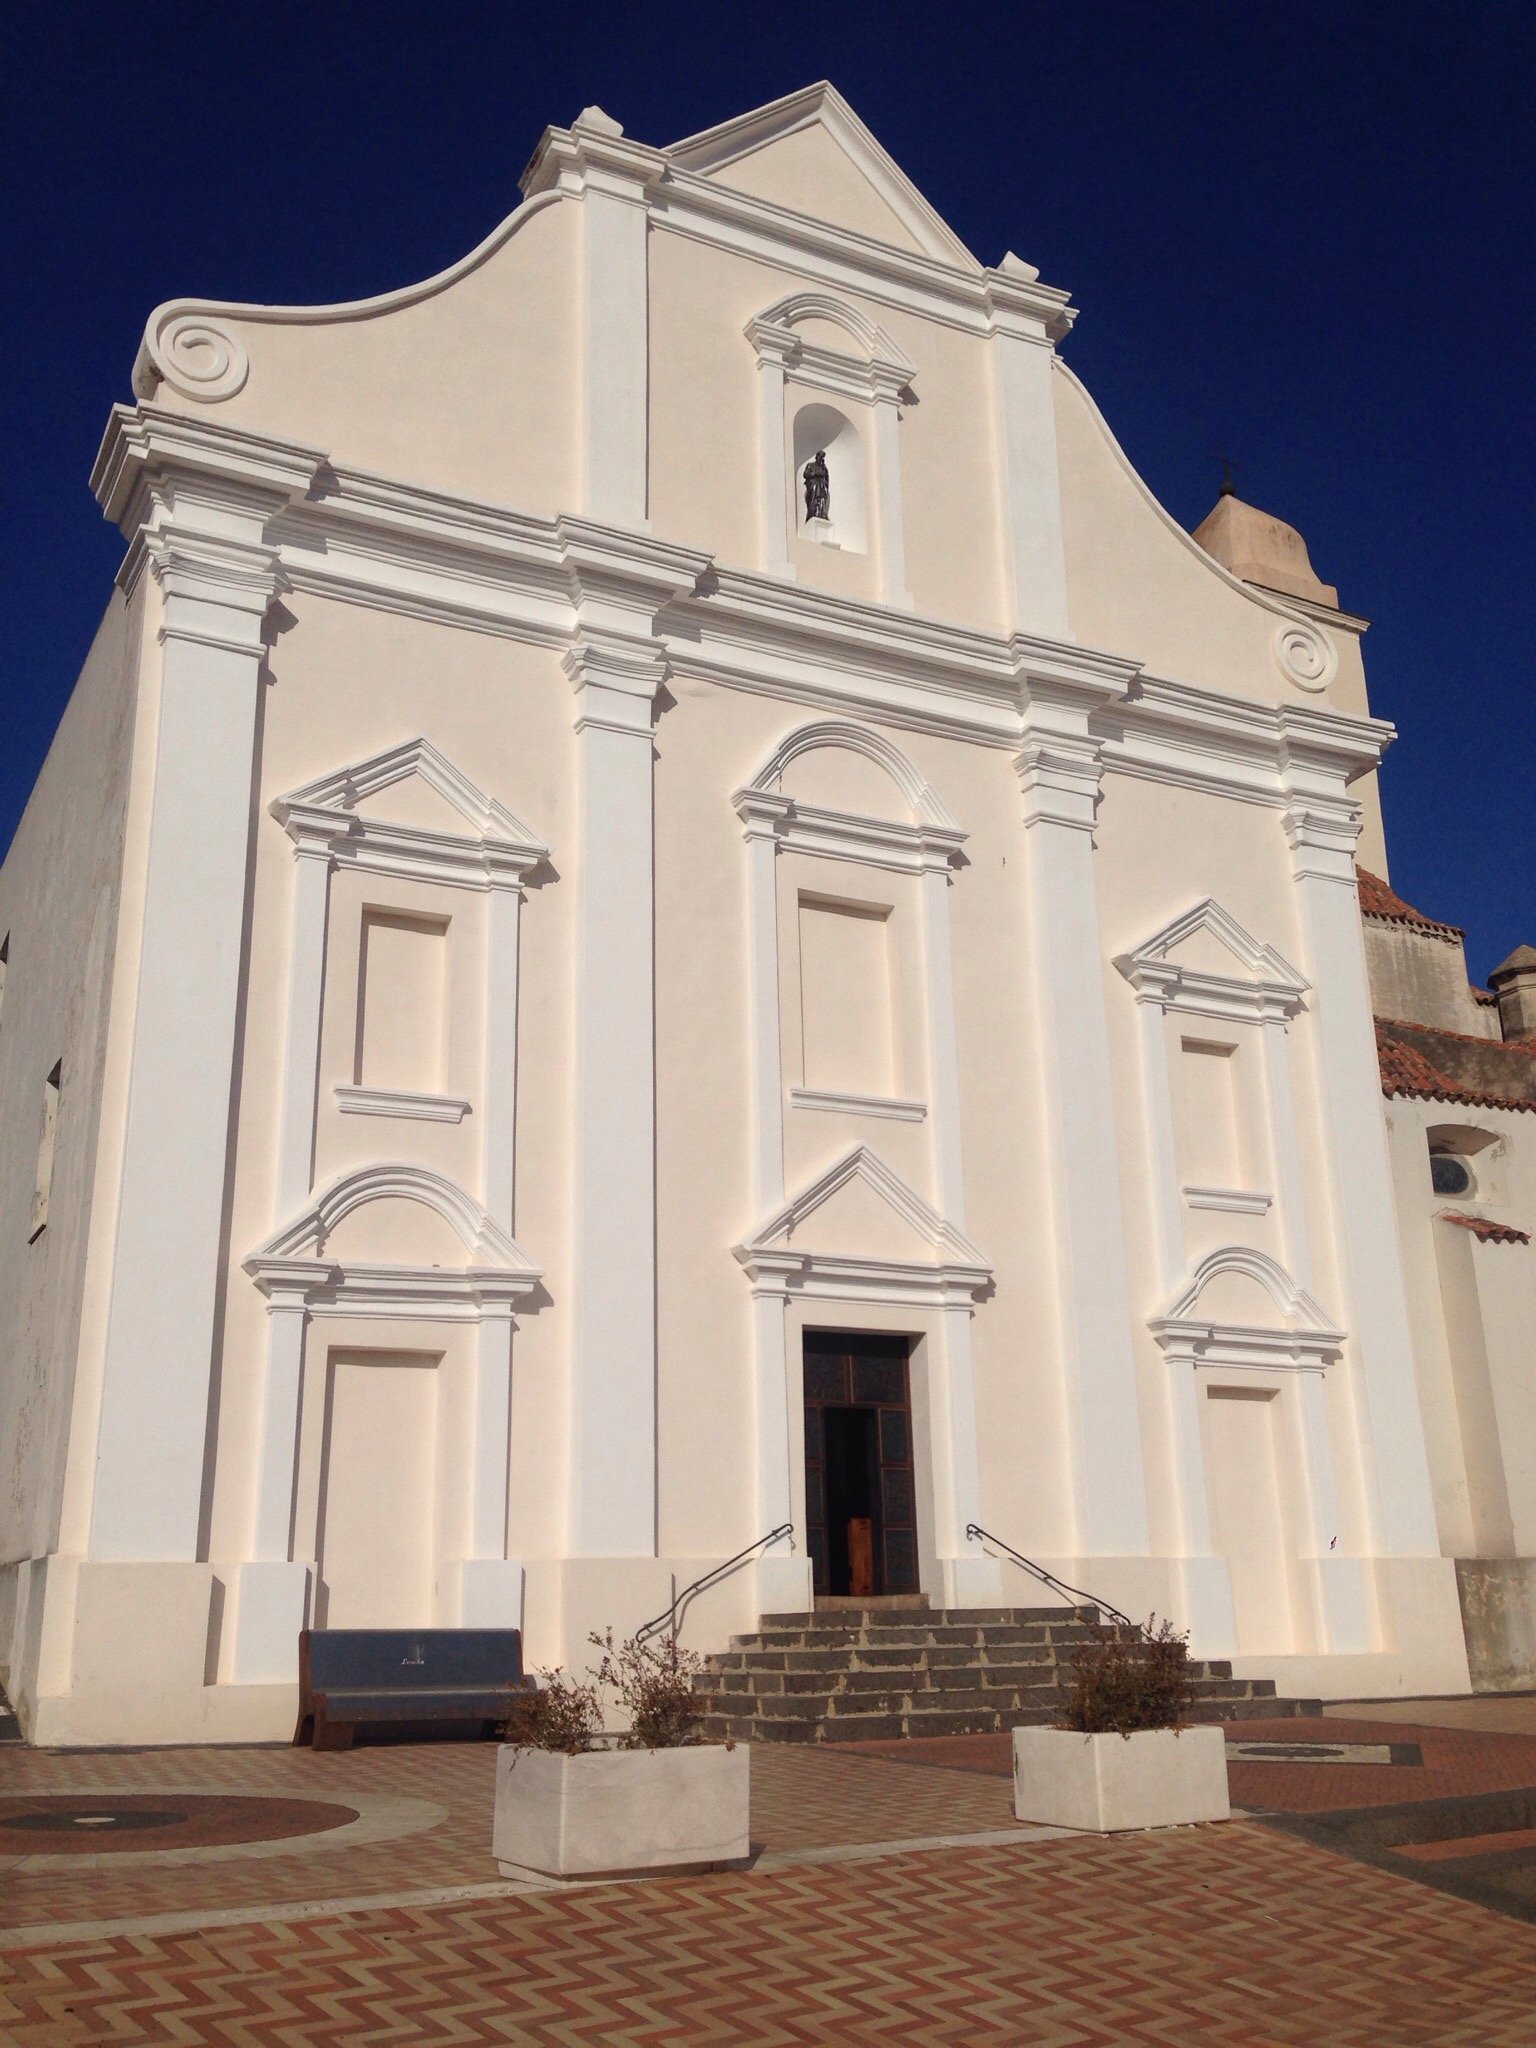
left=792, top=402, right=868, bottom=553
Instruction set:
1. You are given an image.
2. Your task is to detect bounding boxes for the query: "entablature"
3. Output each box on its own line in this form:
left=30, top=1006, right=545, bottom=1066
left=93, top=406, right=1397, bottom=809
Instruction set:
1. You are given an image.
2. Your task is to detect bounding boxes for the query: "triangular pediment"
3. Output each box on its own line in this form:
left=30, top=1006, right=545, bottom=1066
left=739, top=1146, right=987, bottom=1271
left=274, top=737, right=546, bottom=855
left=669, top=84, right=979, bottom=270
left=1116, top=900, right=1308, bottom=1006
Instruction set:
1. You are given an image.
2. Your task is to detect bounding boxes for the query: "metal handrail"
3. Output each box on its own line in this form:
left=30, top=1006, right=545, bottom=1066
left=964, top=1522, right=1140, bottom=1635
left=635, top=1523, right=795, bottom=1646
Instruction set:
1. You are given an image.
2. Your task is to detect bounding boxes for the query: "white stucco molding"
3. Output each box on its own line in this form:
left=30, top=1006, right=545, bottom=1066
left=734, top=1144, right=991, bottom=1307
left=268, top=736, right=548, bottom=1225
left=92, top=411, right=1403, bottom=826
left=84, top=408, right=326, bottom=1569
left=747, top=289, right=915, bottom=601
left=734, top=718, right=965, bottom=874
left=558, top=525, right=707, bottom=1563
left=736, top=1139, right=998, bottom=1603
left=1013, top=645, right=1141, bottom=838
left=245, top=1162, right=543, bottom=1318
left=1115, top=899, right=1309, bottom=1026
left=734, top=719, right=969, bottom=1223
left=1150, top=1246, right=1344, bottom=1374
left=1277, top=716, right=1443, bottom=1560
left=1153, top=1247, right=1367, bottom=1659
left=1117, top=898, right=1315, bottom=1294
left=657, top=88, right=1074, bottom=343
left=747, top=291, right=915, bottom=402
left=273, top=735, right=549, bottom=889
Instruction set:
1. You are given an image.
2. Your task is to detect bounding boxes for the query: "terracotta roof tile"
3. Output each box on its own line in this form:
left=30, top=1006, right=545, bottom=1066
left=1440, top=1213, right=1532, bottom=1246
left=1375, top=1018, right=1536, bottom=1114
left=1356, top=867, right=1463, bottom=941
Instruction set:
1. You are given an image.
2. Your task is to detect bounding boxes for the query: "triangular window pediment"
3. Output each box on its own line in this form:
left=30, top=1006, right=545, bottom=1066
left=1116, top=900, right=1307, bottom=1021
left=272, top=737, right=547, bottom=887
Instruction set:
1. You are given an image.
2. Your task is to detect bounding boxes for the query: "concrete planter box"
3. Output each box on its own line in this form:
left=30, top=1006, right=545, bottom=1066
left=1012, top=1724, right=1230, bottom=1833
left=493, top=1742, right=751, bottom=1880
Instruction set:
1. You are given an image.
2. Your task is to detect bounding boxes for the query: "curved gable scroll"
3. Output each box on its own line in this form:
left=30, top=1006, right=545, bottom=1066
left=246, top=1163, right=543, bottom=1320
left=734, top=720, right=965, bottom=874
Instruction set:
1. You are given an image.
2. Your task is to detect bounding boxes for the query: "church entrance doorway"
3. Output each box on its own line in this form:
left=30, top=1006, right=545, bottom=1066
left=802, top=1331, right=918, bottom=1598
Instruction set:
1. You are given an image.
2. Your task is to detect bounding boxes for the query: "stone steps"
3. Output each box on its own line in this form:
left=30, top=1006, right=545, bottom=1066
left=696, top=1604, right=1320, bottom=1745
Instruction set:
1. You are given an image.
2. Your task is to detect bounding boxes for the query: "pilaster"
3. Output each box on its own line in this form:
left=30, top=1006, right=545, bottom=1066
left=85, top=408, right=322, bottom=1563
left=1279, top=717, right=1441, bottom=1560
left=1014, top=657, right=1150, bottom=1557
left=984, top=271, right=1070, bottom=638
left=524, top=115, right=661, bottom=529
left=566, top=633, right=664, bottom=1556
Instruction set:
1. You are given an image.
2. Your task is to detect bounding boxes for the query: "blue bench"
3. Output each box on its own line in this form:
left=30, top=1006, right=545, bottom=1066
left=294, top=1628, right=535, bottom=1750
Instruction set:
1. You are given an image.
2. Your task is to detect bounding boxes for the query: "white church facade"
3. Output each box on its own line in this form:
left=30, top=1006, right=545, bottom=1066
left=2, top=84, right=1533, bottom=1745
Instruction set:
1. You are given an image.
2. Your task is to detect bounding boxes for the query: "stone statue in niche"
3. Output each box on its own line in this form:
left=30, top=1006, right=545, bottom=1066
left=802, top=450, right=830, bottom=523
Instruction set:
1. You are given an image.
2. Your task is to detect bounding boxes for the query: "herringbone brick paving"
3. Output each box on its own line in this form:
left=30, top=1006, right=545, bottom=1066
left=0, top=1738, right=1028, bottom=1931
left=3, top=1820, right=1533, bottom=2045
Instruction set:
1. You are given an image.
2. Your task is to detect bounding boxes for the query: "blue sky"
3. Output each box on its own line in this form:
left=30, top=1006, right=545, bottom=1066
left=4, top=3, right=1531, bottom=979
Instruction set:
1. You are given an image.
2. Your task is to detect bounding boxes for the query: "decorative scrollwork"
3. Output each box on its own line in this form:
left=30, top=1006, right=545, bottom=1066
left=1274, top=619, right=1337, bottom=693
left=144, top=312, right=249, bottom=403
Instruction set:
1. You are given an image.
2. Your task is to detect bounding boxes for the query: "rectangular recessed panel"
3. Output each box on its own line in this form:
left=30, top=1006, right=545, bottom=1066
left=319, top=1352, right=438, bottom=1628
left=355, top=909, right=448, bottom=1093
left=798, top=895, right=895, bottom=1096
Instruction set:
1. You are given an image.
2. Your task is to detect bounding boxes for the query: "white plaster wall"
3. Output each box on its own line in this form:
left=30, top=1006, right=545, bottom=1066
left=0, top=591, right=145, bottom=1614
left=646, top=231, right=1009, bottom=630
left=15, top=92, right=1500, bottom=1729
left=205, top=595, right=578, bottom=1595
left=1385, top=1094, right=1536, bottom=1559
left=150, top=197, right=581, bottom=517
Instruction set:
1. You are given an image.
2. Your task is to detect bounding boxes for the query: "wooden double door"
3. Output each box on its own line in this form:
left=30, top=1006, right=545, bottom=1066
left=803, top=1331, right=918, bottom=1597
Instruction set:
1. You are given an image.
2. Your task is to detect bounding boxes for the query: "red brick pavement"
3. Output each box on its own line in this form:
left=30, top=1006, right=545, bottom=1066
left=4, top=1820, right=1536, bottom=2046
left=0, top=1738, right=1027, bottom=1933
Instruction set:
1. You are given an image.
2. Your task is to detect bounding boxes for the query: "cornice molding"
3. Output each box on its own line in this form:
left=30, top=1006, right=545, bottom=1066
left=734, top=716, right=965, bottom=872
left=92, top=404, right=325, bottom=533
left=666, top=82, right=980, bottom=272
left=92, top=407, right=1400, bottom=808
left=334, top=1085, right=472, bottom=1123
left=746, top=291, right=915, bottom=406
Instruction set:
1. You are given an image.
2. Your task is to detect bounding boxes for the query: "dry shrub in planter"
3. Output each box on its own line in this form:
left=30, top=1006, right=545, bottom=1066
left=497, top=1631, right=723, bottom=1752
left=1059, top=1617, right=1195, bottom=1736
left=590, top=1628, right=721, bottom=1749
left=497, top=1668, right=603, bottom=1753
